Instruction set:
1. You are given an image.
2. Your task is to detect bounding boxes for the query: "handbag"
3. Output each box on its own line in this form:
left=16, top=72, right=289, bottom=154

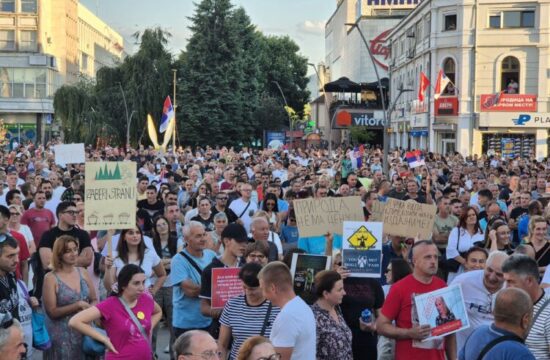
left=82, top=325, right=107, bottom=356
left=31, top=310, right=51, bottom=350
left=444, top=228, right=466, bottom=272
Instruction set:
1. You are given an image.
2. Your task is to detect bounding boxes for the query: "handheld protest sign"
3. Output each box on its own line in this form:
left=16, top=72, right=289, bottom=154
left=211, top=268, right=243, bottom=309
left=290, top=253, right=331, bottom=303
left=342, top=221, right=383, bottom=278
left=381, top=198, right=436, bottom=239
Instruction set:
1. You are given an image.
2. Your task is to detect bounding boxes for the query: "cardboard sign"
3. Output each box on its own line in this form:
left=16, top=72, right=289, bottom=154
left=382, top=198, right=436, bottom=239
left=84, top=162, right=137, bottom=231
left=342, top=221, right=383, bottom=278
left=414, top=285, right=470, bottom=341
left=294, top=196, right=364, bottom=237
left=370, top=200, right=385, bottom=221
left=54, top=143, right=85, bottom=166
left=211, top=267, right=243, bottom=309
left=290, top=253, right=331, bottom=304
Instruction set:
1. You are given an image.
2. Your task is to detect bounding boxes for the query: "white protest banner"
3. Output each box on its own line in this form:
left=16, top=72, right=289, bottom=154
left=293, top=196, right=364, bottom=237
left=414, top=285, right=470, bottom=342
left=342, top=221, right=383, bottom=278
left=84, top=162, right=136, bottom=231
left=54, top=143, right=85, bottom=166
left=382, top=198, right=436, bottom=239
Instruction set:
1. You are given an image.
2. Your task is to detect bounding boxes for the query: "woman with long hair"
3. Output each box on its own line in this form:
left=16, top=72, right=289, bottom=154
left=42, top=235, right=97, bottom=360
left=7, top=204, right=35, bottom=254
left=69, top=264, right=162, bottom=360
left=205, top=212, right=227, bottom=254
left=446, top=206, right=485, bottom=282
left=104, top=226, right=167, bottom=296
left=150, top=215, right=177, bottom=356
left=525, top=215, right=550, bottom=273
left=484, top=220, right=513, bottom=254
left=261, top=193, right=280, bottom=233
left=312, top=270, right=353, bottom=360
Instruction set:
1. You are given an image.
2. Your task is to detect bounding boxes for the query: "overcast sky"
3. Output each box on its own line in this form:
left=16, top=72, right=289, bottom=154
left=81, top=0, right=334, bottom=67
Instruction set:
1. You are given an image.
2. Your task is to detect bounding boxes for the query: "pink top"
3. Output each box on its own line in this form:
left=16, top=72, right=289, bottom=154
left=96, top=293, right=154, bottom=360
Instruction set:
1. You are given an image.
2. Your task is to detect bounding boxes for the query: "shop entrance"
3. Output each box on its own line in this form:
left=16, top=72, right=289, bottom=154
left=442, top=139, right=456, bottom=156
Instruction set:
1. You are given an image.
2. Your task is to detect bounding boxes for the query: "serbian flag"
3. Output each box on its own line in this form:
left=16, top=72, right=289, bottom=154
left=348, top=145, right=364, bottom=169
left=434, top=69, right=450, bottom=100
left=159, top=96, right=174, bottom=133
left=405, top=150, right=425, bottom=168
left=418, top=71, right=430, bottom=102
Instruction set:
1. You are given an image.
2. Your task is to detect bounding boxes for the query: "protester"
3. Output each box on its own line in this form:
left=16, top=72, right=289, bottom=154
left=484, top=220, right=514, bottom=254
left=462, top=246, right=489, bottom=271
left=0, top=314, right=26, bottom=360
left=459, top=287, right=535, bottom=360
left=69, top=264, right=162, bottom=360
left=259, top=261, right=316, bottom=360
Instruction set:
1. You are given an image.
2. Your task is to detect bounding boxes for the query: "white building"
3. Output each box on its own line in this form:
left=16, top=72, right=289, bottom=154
left=388, top=0, right=550, bottom=158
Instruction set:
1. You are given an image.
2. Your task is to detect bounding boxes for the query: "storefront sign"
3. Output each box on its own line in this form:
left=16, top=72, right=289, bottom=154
left=479, top=112, right=550, bottom=128
left=335, top=110, right=388, bottom=128
left=435, top=97, right=459, bottom=116
left=369, top=29, right=392, bottom=71
left=411, top=99, right=428, bottom=114
left=411, top=113, right=428, bottom=128
left=480, top=94, right=537, bottom=112
left=410, top=130, right=428, bottom=137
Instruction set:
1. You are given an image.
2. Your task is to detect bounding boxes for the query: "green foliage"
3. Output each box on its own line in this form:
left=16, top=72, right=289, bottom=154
left=349, top=127, right=376, bottom=144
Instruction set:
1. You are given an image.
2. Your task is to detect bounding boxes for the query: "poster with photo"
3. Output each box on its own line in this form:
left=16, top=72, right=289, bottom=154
left=290, top=253, right=331, bottom=304
left=342, top=221, right=383, bottom=278
left=414, top=285, right=470, bottom=341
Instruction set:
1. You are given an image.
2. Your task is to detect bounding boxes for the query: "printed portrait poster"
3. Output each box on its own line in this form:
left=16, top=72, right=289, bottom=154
left=84, top=162, right=137, bottom=231
left=414, top=285, right=470, bottom=342
left=211, top=267, right=244, bottom=309
left=342, top=221, right=383, bottom=278
left=290, top=253, right=331, bottom=304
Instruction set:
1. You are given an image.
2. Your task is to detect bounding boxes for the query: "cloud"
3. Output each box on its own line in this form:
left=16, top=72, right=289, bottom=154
left=297, top=20, right=326, bottom=36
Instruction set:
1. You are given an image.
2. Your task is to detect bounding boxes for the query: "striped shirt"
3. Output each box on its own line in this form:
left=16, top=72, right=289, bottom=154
left=526, top=294, right=550, bottom=360
left=219, top=295, right=280, bottom=360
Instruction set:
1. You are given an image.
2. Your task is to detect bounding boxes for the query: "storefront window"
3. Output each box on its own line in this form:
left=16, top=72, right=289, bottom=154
left=501, top=56, right=520, bottom=93
left=443, top=58, right=456, bottom=95
left=483, top=133, right=535, bottom=158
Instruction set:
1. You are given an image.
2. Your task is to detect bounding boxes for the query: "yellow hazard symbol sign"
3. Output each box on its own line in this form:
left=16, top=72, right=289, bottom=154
left=347, top=225, right=377, bottom=250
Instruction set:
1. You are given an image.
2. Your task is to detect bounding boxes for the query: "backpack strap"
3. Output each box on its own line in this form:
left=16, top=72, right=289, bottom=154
left=476, top=334, right=523, bottom=360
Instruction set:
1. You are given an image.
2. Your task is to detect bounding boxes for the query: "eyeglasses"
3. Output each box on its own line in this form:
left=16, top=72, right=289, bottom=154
left=9, top=212, right=20, bottom=216
left=63, top=210, right=78, bottom=216
left=183, top=350, right=222, bottom=360
left=257, top=354, right=282, bottom=360
left=247, top=254, right=266, bottom=260
left=217, top=197, right=228, bottom=200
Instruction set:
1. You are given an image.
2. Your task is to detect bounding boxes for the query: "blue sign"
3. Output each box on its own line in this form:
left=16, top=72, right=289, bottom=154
left=342, top=249, right=382, bottom=277
left=512, top=114, right=531, bottom=126
left=266, top=131, right=286, bottom=149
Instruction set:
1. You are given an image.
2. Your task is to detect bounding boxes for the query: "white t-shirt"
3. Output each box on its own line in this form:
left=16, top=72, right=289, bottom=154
left=270, top=296, right=316, bottom=360
left=12, top=224, right=34, bottom=248
left=450, top=270, right=498, bottom=354
left=100, top=234, right=155, bottom=257
left=113, top=248, right=161, bottom=289
left=229, top=198, right=258, bottom=233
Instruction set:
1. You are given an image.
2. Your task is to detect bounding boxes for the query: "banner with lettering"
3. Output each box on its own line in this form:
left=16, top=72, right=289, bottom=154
left=342, top=221, right=383, bottom=278
left=211, top=268, right=244, bottom=309
left=84, top=162, right=137, bottom=231
left=382, top=198, right=436, bottom=239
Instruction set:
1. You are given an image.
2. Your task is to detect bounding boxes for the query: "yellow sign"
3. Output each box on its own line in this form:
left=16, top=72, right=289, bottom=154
left=347, top=225, right=378, bottom=250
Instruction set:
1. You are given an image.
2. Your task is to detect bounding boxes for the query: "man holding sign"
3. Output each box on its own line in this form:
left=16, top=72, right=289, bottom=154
left=377, top=240, right=456, bottom=360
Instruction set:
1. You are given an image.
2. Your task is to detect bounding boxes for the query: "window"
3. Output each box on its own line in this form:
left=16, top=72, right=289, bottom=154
left=20, top=0, right=37, bottom=13
left=501, top=56, right=520, bottom=93
left=444, top=14, right=457, bottom=31
left=0, top=0, right=14, bottom=12
left=81, top=53, right=88, bottom=72
left=0, top=67, right=50, bottom=98
left=489, top=10, right=535, bottom=28
left=19, top=30, right=36, bottom=52
left=0, top=30, right=15, bottom=50
left=442, top=58, right=456, bottom=95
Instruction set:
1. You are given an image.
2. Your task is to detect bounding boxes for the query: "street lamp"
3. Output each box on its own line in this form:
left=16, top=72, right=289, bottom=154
left=117, top=82, right=134, bottom=148
left=308, top=63, right=334, bottom=155
left=271, top=80, right=293, bottom=150
left=345, top=23, right=390, bottom=175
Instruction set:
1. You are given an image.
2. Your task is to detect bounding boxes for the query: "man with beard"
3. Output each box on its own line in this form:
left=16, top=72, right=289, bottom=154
left=29, top=180, right=60, bottom=223
left=20, top=191, right=55, bottom=248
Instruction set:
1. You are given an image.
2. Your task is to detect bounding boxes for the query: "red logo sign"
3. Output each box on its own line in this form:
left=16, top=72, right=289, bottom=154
left=435, top=97, right=458, bottom=116
left=480, top=94, right=537, bottom=112
left=369, top=29, right=392, bottom=71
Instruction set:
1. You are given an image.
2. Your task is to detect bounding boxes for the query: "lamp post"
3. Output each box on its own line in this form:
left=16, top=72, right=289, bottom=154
left=345, top=22, right=389, bottom=175
left=117, top=82, right=133, bottom=148
left=308, top=63, right=333, bottom=155
left=271, top=80, right=293, bottom=150
left=172, top=69, right=177, bottom=151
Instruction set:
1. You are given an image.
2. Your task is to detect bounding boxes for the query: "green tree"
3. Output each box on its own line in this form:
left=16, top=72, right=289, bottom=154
left=349, top=127, right=376, bottom=144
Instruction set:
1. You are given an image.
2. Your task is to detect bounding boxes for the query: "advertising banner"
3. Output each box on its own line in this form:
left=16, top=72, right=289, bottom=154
left=480, top=94, right=537, bottom=112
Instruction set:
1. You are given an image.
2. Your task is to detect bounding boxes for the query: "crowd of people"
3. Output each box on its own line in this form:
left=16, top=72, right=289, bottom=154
left=0, top=142, right=549, bottom=360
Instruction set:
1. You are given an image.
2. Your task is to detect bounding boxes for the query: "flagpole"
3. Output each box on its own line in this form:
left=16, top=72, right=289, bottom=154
left=172, top=69, right=177, bottom=151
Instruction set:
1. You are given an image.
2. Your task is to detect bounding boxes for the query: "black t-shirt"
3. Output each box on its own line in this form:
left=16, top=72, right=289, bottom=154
left=0, top=272, right=19, bottom=320
left=34, top=227, right=92, bottom=299
left=341, top=277, right=385, bottom=353
left=211, top=207, right=238, bottom=224
left=191, top=213, right=216, bottom=232
left=137, top=199, right=165, bottom=219
left=199, top=257, right=226, bottom=300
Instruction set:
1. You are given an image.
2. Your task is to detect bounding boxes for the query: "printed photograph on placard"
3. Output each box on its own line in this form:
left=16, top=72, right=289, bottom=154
left=414, top=284, right=470, bottom=341
left=342, top=221, right=383, bottom=278
left=290, top=253, right=331, bottom=304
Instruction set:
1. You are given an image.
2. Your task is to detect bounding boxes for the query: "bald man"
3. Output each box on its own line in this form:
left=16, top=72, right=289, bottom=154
left=377, top=240, right=456, bottom=360
left=173, top=330, right=218, bottom=360
left=459, top=287, right=535, bottom=359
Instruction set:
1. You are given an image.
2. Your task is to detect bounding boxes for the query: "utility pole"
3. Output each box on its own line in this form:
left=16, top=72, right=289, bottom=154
left=172, top=69, right=177, bottom=151
left=118, top=82, right=131, bottom=149
left=272, top=80, right=292, bottom=150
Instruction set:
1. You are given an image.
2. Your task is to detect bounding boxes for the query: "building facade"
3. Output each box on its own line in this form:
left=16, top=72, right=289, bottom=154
left=0, top=0, right=123, bottom=145
left=388, top=0, right=550, bottom=159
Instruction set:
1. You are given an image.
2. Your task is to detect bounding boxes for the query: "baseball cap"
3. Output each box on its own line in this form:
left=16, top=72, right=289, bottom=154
left=221, top=223, right=248, bottom=243
left=6, top=166, right=16, bottom=174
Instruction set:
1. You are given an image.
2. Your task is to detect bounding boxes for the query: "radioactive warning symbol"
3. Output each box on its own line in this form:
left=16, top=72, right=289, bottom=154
left=347, top=225, right=377, bottom=250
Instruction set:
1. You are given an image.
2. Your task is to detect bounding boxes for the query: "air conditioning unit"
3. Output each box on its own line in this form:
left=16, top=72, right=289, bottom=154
left=407, top=29, right=416, bottom=38
left=407, top=48, right=415, bottom=59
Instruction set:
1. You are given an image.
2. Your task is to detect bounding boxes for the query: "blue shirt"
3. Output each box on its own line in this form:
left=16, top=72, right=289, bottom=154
left=280, top=224, right=299, bottom=244
left=297, top=234, right=342, bottom=255
left=459, top=324, right=535, bottom=360
left=170, top=248, right=217, bottom=329
left=518, top=214, right=530, bottom=243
